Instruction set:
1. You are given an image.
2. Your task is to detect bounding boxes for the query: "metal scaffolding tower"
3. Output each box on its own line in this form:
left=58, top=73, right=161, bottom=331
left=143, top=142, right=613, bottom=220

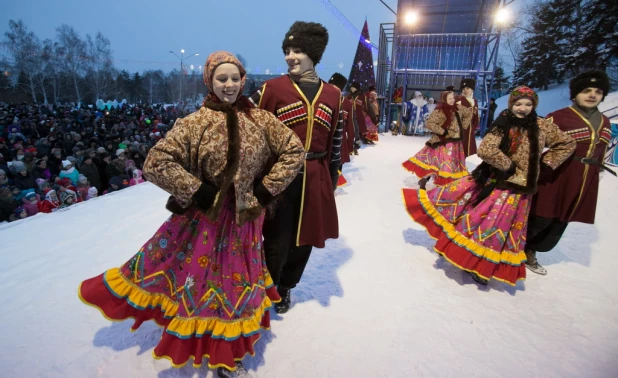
left=377, top=0, right=513, bottom=136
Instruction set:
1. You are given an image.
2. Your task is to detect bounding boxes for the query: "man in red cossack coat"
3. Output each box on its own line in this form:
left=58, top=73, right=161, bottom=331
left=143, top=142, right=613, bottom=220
left=250, top=21, right=342, bottom=313
left=346, top=82, right=372, bottom=149
left=456, top=78, right=479, bottom=157
left=328, top=72, right=355, bottom=163
left=526, top=70, right=615, bottom=275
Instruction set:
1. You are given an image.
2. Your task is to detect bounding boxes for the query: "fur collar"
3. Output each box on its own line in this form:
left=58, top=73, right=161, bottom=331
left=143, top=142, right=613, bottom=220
left=202, top=100, right=241, bottom=221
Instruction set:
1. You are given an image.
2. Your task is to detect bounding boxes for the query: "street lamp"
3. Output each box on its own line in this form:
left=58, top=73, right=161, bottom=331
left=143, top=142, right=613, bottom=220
left=169, top=49, right=199, bottom=103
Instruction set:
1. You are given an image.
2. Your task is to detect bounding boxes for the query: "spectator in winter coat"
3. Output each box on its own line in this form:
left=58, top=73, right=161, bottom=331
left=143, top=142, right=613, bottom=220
left=77, top=174, right=91, bottom=200
left=36, top=138, right=50, bottom=157
left=21, top=192, right=39, bottom=216
left=59, top=160, right=80, bottom=186
left=48, top=149, right=63, bottom=176
left=95, top=152, right=110, bottom=190
left=79, top=154, right=101, bottom=191
left=32, top=159, right=52, bottom=181
left=105, top=155, right=125, bottom=179
left=59, top=189, right=78, bottom=209
left=0, top=139, right=11, bottom=161
left=23, top=152, right=36, bottom=173
left=131, top=151, right=145, bottom=170
left=86, top=186, right=98, bottom=200
left=129, top=169, right=145, bottom=186
left=11, top=206, right=28, bottom=222
left=38, top=188, right=60, bottom=213
left=10, top=161, right=38, bottom=192
left=0, top=187, right=20, bottom=222
left=103, top=176, right=123, bottom=194
left=0, top=169, right=12, bottom=189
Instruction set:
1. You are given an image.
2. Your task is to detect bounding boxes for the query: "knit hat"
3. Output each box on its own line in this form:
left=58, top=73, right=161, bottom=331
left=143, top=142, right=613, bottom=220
left=116, top=148, right=125, bottom=156
left=59, top=178, right=72, bottom=187
left=569, top=69, right=610, bottom=101
left=10, top=161, right=27, bottom=173
left=96, top=147, right=106, bottom=154
left=202, top=51, right=246, bottom=94
left=328, top=73, right=347, bottom=91
left=508, top=86, right=539, bottom=110
left=460, top=78, right=476, bottom=91
left=78, top=174, right=88, bottom=184
left=66, top=156, right=77, bottom=164
left=282, top=21, right=329, bottom=65
left=14, top=206, right=26, bottom=217
left=24, top=192, right=36, bottom=200
left=87, top=186, right=98, bottom=197
left=350, top=82, right=361, bottom=92
left=62, top=160, right=72, bottom=168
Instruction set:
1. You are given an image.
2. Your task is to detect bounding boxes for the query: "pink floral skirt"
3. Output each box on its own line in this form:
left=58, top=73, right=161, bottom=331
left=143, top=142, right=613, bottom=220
left=402, top=176, right=529, bottom=286
left=79, top=199, right=279, bottom=370
left=364, top=115, right=380, bottom=142
left=402, top=141, right=468, bottom=186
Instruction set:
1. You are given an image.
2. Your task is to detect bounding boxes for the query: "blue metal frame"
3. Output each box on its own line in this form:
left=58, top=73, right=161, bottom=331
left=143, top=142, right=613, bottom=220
left=377, top=0, right=510, bottom=136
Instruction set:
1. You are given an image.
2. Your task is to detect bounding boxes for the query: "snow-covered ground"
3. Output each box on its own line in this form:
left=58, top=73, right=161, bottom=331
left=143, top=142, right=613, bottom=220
left=1, top=134, right=617, bottom=377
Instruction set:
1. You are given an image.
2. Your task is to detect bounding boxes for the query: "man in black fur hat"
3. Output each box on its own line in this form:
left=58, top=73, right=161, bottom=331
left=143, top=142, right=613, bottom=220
left=526, top=69, right=614, bottom=275
left=455, top=78, right=480, bottom=157
left=250, top=21, right=342, bottom=314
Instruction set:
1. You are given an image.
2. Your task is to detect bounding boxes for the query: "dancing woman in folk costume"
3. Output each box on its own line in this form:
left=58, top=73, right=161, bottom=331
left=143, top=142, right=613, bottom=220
left=250, top=21, right=342, bottom=314
left=526, top=70, right=615, bottom=275
left=402, top=87, right=575, bottom=286
left=365, top=85, right=381, bottom=141
left=402, top=90, right=473, bottom=187
left=78, top=51, right=305, bottom=378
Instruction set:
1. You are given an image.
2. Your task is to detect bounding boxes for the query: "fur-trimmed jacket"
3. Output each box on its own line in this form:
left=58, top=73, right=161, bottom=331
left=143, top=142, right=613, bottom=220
left=143, top=100, right=306, bottom=225
left=424, top=105, right=473, bottom=147
left=473, top=110, right=575, bottom=195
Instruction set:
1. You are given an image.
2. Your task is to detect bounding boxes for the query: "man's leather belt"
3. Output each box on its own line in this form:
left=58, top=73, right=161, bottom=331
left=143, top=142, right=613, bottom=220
left=306, top=151, right=327, bottom=160
left=575, top=156, right=617, bottom=176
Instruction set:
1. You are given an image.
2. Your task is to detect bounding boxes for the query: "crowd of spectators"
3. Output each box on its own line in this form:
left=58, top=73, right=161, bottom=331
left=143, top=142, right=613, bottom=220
left=0, top=102, right=189, bottom=223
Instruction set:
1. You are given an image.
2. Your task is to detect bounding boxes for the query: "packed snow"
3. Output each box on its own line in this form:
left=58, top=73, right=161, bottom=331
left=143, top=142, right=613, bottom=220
left=1, top=133, right=617, bottom=377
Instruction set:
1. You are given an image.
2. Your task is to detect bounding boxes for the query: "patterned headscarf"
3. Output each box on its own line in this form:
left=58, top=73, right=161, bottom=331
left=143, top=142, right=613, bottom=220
left=508, top=86, right=538, bottom=110
left=203, top=51, right=246, bottom=96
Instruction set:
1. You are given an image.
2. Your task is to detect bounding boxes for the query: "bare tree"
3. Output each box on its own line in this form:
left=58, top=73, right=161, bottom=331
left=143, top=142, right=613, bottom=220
left=41, top=39, right=63, bottom=104
left=143, top=70, right=166, bottom=103
left=56, top=24, right=87, bottom=102
left=85, top=32, right=114, bottom=100
left=3, top=20, right=41, bottom=103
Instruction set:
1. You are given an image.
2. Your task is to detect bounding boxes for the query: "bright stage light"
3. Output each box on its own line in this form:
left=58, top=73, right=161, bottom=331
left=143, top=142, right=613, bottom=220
left=495, top=8, right=510, bottom=24
left=405, top=11, right=419, bottom=25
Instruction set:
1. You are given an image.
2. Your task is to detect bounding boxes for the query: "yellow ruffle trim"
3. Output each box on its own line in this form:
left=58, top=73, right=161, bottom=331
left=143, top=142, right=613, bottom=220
left=413, top=189, right=527, bottom=267
left=406, top=157, right=469, bottom=179
left=92, top=267, right=274, bottom=340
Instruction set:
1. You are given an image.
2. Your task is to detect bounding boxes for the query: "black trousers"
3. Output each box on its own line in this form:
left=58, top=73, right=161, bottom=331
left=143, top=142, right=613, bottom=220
left=262, top=175, right=313, bottom=289
left=526, top=214, right=569, bottom=252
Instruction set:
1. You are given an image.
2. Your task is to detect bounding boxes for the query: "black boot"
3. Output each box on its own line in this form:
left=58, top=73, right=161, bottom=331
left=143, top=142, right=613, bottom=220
left=418, top=176, right=430, bottom=190
left=275, top=287, right=291, bottom=314
left=467, top=271, right=488, bottom=285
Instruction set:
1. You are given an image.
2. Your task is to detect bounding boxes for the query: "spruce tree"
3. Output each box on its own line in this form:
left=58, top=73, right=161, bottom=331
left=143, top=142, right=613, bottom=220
left=512, top=1, right=561, bottom=90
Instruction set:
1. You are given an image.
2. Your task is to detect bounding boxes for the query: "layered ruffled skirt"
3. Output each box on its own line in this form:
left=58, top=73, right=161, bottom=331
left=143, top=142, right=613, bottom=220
left=78, top=200, right=279, bottom=370
left=364, top=115, right=380, bottom=142
left=402, top=141, right=468, bottom=186
left=402, top=176, right=529, bottom=286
